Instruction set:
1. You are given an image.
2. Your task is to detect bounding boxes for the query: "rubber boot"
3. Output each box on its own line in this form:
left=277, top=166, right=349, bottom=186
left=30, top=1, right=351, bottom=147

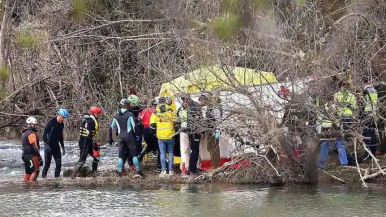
left=133, top=156, right=141, bottom=172
left=137, top=149, right=147, bottom=162
left=118, top=158, right=124, bottom=175
left=71, top=165, right=82, bottom=179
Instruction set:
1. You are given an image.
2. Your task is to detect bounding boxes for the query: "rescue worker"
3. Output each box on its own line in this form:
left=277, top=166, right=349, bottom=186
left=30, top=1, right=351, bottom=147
left=42, top=109, right=69, bottom=178
left=149, top=96, right=177, bottom=176
left=319, top=81, right=356, bottom=168
left=198, top=93, right=222, bottom=169
left=71, top=106, right=102, bottom=178
left=21, top=117, right=43, bottom=182
left=361, top=79, right=378, bottom=159
left=109, top=99, right=143, bottom=177
left=317, top=100, right=348, bottom=168
left=137, top=98, right=161, bottom=170
left=127, top=94, right=143, bottom=168
left=334, top=81, right=357, bottom=130
left=179, top=96, right=203, bottom=176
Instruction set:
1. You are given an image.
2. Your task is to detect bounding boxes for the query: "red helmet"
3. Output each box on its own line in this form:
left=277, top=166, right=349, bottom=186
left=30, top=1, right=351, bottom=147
left=90, top=106, right=102, bottom=115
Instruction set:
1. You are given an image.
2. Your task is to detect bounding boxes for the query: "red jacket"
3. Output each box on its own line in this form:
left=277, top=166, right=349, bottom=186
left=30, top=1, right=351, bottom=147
left=138, top=108, right=155, bottom=128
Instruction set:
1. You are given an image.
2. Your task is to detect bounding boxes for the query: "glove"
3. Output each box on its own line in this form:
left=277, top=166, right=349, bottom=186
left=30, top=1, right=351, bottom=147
left=39, top=158, right=43, bottom=166
left=62, top=147, right=66, bottom=156
left=93, top=142, right=101, bottom=158
left=136, top=136, right=141, bottom=142
left=159, top=105, right=167, bottom=113
left=93, top=142, right=101, bottom=151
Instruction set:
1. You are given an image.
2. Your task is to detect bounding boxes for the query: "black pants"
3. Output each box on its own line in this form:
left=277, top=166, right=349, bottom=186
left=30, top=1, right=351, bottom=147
left=42, top=144, right=62, bottom=178
left=142, top=127, right=160, bottom=166
left=118, top=138, right=139, bottom=165
left=75, top=139, right=99, bottom=172
left=188, top=133, right=201, bottom=174
left=363, top=119, right=377, bottom=158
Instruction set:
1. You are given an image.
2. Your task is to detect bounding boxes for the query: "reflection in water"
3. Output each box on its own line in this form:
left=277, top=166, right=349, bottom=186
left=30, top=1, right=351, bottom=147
left=2, top=183, right=386, bottom=217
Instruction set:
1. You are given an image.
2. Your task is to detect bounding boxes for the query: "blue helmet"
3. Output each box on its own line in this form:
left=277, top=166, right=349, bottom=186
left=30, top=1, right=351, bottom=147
left=57, top=109, right=69, bottom=118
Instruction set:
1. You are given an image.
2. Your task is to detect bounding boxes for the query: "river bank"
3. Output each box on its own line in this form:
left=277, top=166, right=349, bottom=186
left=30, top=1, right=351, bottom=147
left=2, top=140, right=386, bottom=188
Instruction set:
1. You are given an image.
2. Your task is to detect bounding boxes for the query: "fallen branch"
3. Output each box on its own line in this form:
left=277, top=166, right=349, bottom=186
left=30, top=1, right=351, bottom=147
left=319, top=169, right=346, bottom=183
left=363, top=168, right=386, bottom=181
left=354, top=139, right=368, bottom=187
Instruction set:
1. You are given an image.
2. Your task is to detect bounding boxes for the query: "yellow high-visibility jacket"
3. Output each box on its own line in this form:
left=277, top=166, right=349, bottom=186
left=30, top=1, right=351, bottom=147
left=150, top=105, right=176, bottom=140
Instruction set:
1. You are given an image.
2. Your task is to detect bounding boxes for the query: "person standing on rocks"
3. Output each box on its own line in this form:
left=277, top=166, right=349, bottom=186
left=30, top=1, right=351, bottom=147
left=42, top=109, right=69, bottom=178
left=72, top=106, right=102, bottom=178
left=127, top=94, right=144, bottom=169
left=109, top=99, right=143, bottom=177
left=150, top=96, right=177, bottom=177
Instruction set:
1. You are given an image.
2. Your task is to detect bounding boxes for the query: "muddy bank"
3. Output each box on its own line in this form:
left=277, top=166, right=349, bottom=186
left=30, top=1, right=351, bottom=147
left=317, top=153, right=386, bottom=185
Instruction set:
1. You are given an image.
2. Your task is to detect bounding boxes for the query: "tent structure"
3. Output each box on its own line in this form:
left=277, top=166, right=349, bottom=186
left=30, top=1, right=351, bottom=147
left=158, top=65, right=279, bottom=171
left=159, top=65, right=278, bottom=96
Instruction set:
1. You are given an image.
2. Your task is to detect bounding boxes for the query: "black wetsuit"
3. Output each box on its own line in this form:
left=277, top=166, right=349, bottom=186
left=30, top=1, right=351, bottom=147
left=42, top=117, right=64, bottom=178
left=129, top=106, right=143, bottom=156
left=72, top=114, right=99, bottom=177
left=109, top=109, right=140, bottom=172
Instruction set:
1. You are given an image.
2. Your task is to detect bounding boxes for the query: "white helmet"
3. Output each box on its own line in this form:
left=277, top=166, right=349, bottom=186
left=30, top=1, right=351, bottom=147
left=26, top=117, right=37, bottom=124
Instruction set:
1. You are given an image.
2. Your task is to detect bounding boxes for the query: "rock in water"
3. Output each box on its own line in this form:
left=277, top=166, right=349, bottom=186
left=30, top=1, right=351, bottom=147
left=63, top=167, right=92, bottom=177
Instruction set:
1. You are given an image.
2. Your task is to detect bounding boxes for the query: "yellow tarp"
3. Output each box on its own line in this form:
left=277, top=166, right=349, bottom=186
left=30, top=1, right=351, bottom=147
left=159, top=65, right=278, bottom=95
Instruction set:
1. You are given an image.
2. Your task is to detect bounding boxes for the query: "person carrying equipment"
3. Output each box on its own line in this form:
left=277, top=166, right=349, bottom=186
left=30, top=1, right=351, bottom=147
left=137, top=98, right=161, bottom=170
left=109, top=99, right=143, bottom=177
left=71, top=106, right=102, bottom=178
left=21, top=117, right=43, bottom=181
left=42, top=109, right=69, bottom=178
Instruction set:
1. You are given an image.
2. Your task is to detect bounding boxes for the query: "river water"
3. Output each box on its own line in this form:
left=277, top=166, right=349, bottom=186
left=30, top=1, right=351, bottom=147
left=1, top=141, right=386, bottom=217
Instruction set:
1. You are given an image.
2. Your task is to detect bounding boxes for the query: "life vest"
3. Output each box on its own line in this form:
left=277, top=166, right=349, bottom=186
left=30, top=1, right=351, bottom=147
left=21, top=128, right=40, bottom=156
left=79, top=114, right=99, bottom=140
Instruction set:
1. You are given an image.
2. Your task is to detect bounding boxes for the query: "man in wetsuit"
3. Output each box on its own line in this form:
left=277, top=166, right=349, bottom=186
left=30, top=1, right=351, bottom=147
left=109, top=99, right=143, bottom=177
left=71, top=106, right=102, bottom=178
left=42, top=109, right=69, bottom=178
left=21, top=117, right=43, bottom=182
left=127, top=94, right=143, bottom=169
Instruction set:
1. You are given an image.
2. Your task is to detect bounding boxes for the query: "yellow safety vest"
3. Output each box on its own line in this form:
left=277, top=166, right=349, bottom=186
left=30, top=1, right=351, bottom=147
left=364, top=87, right=377, bottom=113
left=334, top=91, right=356, bottom=117
left=178, top=108, right=188, bottom=128
left=320, top=103, right=333, bottom=128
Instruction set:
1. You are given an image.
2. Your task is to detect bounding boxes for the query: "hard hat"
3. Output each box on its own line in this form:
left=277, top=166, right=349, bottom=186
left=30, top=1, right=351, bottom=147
left=57, top=109, right=69, bottom=118
left=26, top=117, right=37, bottom=124
left=90, top=106, right=102, bottom=115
